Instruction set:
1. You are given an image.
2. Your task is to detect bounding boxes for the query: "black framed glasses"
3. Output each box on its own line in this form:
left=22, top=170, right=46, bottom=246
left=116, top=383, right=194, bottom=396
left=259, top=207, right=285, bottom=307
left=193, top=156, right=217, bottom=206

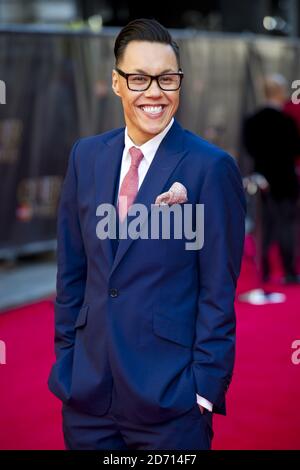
left=115, top=67, right=184, bottom=91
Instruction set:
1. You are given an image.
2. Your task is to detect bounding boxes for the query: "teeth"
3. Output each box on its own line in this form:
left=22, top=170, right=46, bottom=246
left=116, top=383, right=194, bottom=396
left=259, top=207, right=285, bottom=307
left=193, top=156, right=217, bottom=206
left=141, top=106, right=163, bottom=114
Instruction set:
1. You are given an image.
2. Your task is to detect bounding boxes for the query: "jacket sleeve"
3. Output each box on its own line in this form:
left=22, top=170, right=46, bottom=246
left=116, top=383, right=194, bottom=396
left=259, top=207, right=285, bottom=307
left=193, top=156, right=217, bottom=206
left=53, top=139, right=87, bottom=361
left=192, top=153, right=246, bottom=415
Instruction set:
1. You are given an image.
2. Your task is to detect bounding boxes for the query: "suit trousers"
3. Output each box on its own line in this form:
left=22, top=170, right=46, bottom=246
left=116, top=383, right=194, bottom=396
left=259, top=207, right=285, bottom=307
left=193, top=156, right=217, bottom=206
left=260, top=193, right=298, bottom=279
left=62, top=389, right=213, bottom=450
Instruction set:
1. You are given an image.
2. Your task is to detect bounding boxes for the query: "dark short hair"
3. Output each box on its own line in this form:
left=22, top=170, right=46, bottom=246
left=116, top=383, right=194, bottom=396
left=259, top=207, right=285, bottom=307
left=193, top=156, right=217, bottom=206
left=114, top=18, right=180, bottom=68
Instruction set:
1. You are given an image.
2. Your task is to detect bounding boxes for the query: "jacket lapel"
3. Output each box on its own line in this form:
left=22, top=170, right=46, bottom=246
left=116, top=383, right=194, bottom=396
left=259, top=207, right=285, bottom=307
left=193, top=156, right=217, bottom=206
left=94, top=128, right=124, bottom=269
left=110, top=119, right=187, bottom=276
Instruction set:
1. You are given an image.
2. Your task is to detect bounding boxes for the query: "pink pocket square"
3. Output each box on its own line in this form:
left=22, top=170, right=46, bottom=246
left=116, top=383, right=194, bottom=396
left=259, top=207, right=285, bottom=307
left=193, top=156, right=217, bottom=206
left=154, top=182, right=188, bottom=205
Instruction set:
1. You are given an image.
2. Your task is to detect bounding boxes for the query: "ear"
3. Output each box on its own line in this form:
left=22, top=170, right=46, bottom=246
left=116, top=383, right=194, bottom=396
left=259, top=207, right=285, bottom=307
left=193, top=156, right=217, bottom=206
left=112, top=69, right=121, bottom=97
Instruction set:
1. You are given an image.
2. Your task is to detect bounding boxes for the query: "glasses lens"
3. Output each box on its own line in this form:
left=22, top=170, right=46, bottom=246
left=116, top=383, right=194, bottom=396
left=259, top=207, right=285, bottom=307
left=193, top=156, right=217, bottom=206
left=158, top=74, right=181, bottom=90
left=128, top=75, right=151, bottom=91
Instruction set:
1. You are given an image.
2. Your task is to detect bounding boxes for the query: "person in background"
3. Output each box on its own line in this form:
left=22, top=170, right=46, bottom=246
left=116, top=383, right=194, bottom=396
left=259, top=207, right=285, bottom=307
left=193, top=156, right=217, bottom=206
left=284, top=96, right=300, bottom=180
left=243, top=74, right=300, bottom=284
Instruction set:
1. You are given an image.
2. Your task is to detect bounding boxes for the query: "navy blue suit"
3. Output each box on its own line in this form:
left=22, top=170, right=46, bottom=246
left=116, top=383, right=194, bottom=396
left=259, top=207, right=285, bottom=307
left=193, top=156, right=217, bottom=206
left=48, top=119, right=246, bottom=449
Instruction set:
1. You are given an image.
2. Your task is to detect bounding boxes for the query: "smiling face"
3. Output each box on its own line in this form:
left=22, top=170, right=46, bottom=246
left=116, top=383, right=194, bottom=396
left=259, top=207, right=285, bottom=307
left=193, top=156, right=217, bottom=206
left=112, top=40, right=181, bottom=145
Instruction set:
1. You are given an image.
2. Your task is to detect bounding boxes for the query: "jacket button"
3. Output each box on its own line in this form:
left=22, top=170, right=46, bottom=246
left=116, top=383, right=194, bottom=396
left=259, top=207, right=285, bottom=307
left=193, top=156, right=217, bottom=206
left=109, top=288, right=118, bottom=298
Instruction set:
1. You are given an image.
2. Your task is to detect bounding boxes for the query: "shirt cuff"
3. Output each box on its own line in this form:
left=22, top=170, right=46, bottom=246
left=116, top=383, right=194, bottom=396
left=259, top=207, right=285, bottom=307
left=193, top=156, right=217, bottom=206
left=196, top=393, right=213, bottom=412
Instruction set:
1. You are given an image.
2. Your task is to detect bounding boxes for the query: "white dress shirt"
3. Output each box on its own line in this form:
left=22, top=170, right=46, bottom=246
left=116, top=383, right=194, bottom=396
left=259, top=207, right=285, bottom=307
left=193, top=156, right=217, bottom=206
left=118, top=117, right=213, bottom=413
left=117, top=118, right=174, bottom=196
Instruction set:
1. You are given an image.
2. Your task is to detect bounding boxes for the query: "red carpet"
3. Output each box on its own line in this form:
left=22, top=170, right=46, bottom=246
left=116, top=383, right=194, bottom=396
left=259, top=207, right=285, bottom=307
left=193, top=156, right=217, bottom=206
left=0, top=299, right=64, bottom=450
left=0, top=246, right=299, bottom=449
left=213, top=248, right=300, bottom=449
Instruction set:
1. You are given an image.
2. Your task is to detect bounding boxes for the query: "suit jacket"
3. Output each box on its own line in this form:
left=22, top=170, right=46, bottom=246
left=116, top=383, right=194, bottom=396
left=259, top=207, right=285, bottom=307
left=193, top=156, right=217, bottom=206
left=48, top=119, right=246, bottom=424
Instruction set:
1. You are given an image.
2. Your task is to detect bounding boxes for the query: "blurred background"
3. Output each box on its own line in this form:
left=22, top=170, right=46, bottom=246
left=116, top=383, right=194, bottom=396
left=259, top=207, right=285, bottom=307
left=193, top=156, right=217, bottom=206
left=0, top=0, right=299, bottom=451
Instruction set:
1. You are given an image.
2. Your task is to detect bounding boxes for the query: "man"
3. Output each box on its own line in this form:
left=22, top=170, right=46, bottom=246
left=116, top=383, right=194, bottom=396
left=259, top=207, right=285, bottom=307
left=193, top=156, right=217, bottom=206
left=48, top=18, right=246, bottom=450
left=243, top=74, right=299, bottom=284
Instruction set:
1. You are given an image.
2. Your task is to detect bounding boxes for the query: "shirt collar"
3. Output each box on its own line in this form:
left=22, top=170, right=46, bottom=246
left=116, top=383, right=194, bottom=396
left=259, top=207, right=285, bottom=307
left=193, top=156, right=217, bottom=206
left=124, top=117, right=174, bottom=164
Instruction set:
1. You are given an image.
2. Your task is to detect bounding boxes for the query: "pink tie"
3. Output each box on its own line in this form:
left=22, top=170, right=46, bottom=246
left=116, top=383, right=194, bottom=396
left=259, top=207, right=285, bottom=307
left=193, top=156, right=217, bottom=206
left=118, top=146, right=144, bottom=222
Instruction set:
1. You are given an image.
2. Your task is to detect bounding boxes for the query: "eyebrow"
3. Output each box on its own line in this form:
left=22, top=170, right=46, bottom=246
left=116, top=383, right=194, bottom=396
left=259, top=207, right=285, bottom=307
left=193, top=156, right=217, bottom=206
left=133, top=68, right=177, bottom=74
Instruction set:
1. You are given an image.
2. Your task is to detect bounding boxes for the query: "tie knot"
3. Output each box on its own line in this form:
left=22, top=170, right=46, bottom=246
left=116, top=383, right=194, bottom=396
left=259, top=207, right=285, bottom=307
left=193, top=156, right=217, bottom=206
left=129, top=146, right=144, bottom=168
